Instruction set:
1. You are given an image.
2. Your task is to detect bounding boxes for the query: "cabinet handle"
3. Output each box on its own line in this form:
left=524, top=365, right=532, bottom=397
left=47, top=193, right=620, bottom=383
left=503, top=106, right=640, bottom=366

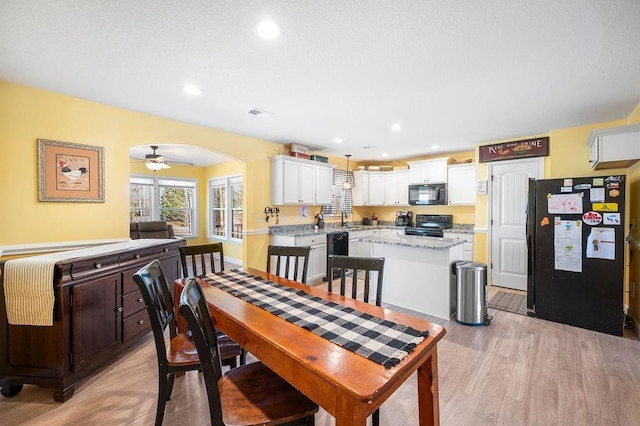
left=138, top=319, right=144, bottom=325
left=163, top=248, right=169, bottom=252
left=135, top=254, right=141, bottom=259
left=138, top=297, right=144, bottom=303
left=116, top=307, right=123, bottom=312
left=94, top=263, right=102, bottom=269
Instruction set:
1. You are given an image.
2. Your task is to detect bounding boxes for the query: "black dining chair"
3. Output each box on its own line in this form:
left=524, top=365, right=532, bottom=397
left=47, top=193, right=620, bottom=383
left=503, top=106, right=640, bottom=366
left=133, top=260, right=243, bottom=425
left=266, top=245, right=311, bottom=284
left=179, top=243, right=246, bottom=366
left=179, top=278, right=319, bottom=426
left=326, top=254, right=385, bottom=426
left=179, top=242, right=225, bottom=277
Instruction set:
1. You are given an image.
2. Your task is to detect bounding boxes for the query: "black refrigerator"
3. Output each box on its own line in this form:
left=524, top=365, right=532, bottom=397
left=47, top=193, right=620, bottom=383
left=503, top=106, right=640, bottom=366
left=526, top=175, right=626, bottom=336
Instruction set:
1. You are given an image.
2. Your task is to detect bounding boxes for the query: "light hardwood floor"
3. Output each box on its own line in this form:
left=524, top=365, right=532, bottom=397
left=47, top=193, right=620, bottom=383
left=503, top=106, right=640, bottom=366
left=2, top=283, right=639, bottom=425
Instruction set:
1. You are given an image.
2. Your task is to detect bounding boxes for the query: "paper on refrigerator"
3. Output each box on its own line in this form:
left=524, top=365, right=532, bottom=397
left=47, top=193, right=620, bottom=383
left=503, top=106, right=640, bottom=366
left=554, top=218, right=582, bottom=272
left=586, top=228, right=616, bottom=260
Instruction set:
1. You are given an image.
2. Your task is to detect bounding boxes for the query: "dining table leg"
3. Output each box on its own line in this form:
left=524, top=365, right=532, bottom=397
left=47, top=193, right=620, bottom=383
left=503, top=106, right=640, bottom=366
left=335, top=393, right=368, bottom=426
left=417, top=348, right=440, bottom=426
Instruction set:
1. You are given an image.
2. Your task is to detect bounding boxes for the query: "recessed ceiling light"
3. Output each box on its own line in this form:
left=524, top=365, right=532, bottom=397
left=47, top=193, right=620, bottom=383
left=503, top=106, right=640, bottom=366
left=183, top=84, right=202, bottom=96
left=255, top=20, right=282, bottom=39
left=431, top=144, right=440, bottom=150
left=334, top=138, right=343, bottom=144
left=381, top=152, right=389, bottom=157
left=390, top=124, right=403, bottom=132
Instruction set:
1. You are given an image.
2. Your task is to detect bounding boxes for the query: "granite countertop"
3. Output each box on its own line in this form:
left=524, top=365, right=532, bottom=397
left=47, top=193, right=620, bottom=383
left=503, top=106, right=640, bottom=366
left=443, top=224, right=475, bottom=235
left=270, top=222, right=476, bottom=238
left=270, top=222, right=398, bottom=237
left=361, top=235, right=465, bottom=250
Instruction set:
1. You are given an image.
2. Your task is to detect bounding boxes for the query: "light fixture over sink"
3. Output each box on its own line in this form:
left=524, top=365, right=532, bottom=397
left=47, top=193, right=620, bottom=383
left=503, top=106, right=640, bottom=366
left=343, top=154, right=352, bottom=189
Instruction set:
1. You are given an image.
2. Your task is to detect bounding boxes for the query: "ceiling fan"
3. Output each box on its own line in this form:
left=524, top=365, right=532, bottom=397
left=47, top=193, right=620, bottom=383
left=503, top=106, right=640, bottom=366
left=143, top=145, right=170, bottom=170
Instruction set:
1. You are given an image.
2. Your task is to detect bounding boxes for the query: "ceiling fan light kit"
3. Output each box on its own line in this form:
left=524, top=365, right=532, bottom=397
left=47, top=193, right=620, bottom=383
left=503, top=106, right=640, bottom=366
left=145, top=145, right=171, bottom=171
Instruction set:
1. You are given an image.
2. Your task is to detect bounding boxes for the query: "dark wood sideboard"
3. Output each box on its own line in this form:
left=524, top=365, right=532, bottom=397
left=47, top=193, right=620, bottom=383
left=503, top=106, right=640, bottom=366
left=0, top=239, right=183, bottom=402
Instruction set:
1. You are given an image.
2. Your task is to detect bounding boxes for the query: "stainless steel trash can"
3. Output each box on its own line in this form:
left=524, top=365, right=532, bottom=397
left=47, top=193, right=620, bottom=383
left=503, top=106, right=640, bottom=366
left=449, top=260, right=466, bottom=318
left=455, top=262, right=490, bottom=326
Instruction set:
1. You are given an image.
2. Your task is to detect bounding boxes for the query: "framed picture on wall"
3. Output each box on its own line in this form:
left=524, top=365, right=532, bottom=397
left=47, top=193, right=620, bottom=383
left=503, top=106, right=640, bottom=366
left=37, top=138, right=105, bottom=202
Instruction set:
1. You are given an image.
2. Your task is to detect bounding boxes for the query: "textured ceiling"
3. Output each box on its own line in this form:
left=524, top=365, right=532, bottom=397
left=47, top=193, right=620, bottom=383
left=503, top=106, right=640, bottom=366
left=1, top=1, right=639, bottom=165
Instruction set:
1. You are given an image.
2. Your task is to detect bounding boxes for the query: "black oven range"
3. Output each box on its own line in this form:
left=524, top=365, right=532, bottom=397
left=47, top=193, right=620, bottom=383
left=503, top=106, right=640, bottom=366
left=405, top=214, right=452, bottom=237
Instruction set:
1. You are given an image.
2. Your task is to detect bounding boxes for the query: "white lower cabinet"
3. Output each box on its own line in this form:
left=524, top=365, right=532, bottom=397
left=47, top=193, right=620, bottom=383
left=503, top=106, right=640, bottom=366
left=348, top=229, right=373, bottom=257
left=443, top=231, right=474, bottom=261
left=270, top=234, right=327, bottom=284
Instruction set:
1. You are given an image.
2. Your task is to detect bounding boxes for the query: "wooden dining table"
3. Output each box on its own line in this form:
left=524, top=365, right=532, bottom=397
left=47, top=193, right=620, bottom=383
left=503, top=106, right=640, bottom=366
left=174, top=267, right=446, bottom=426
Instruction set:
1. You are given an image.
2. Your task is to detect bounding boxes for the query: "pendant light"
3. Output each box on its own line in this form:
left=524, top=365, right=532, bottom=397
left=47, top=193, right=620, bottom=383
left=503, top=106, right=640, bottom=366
left=343, top=154, right=352, bottom=189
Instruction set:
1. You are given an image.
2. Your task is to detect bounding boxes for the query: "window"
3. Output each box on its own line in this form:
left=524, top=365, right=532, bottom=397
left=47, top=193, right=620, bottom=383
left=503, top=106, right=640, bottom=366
left=322, top=169, right=354, bottom=216
left=129, top=176, right=197, bottom=237
left=210, top=175, right=243, bottom=240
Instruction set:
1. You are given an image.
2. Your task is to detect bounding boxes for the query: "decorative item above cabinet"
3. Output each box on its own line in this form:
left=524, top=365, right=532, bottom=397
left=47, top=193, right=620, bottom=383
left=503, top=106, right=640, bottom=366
left=587, top=123, right=640, bottom=170
left=271, top=155, right=335, bottom=205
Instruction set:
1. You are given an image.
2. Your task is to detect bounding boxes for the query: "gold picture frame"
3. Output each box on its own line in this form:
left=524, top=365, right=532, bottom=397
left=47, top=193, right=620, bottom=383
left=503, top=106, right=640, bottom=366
left=38, top=139, right=105, bottom=202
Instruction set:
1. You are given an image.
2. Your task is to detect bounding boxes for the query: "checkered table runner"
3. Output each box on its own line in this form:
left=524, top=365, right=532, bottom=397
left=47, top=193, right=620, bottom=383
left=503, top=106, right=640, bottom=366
left=201, top=269, right=429, bottom=369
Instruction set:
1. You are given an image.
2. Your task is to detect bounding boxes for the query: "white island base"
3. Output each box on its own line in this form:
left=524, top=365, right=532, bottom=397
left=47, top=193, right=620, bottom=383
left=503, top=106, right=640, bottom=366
left=370, top=239, right=464, bottom=320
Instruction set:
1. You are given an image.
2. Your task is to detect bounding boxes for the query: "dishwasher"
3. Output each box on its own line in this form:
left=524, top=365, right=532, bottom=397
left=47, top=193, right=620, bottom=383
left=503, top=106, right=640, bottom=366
left=325, top=231, right=349, bottom=280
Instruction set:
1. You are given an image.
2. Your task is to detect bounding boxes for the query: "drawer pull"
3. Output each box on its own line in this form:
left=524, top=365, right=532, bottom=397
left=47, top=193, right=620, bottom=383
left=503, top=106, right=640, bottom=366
left=138, top=319, right=144, bottom=325
left=117, top=307, right=123, bottom=312
left=163, top=248, right=169, bottom=252
left=135, top=254, right=141, bottom=259
left=94, top=263, right=102, bottom=269
left=138, top=297, right=144, bottom=303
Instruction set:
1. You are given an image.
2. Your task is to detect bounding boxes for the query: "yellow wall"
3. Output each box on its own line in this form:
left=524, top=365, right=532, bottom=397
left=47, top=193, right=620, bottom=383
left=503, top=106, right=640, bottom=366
left=2, top=80, right=639, bottom=310
left=0, top=81, right=283, bottom=270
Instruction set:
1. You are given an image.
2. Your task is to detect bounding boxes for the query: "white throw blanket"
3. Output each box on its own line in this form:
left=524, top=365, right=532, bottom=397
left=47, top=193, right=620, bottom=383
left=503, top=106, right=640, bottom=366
left=3, top=240, right=171, bottom=326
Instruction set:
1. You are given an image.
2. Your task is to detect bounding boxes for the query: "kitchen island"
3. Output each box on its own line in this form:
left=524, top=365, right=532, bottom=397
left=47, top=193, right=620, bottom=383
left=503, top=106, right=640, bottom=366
left=360, top=235, right=464, bottom=320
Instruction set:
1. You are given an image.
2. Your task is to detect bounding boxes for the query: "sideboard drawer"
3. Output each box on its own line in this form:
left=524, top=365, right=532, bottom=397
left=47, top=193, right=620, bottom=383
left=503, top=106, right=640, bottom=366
left=122, top=290, right=146, bottom=317
left=122, top=309, right=151, bottom=342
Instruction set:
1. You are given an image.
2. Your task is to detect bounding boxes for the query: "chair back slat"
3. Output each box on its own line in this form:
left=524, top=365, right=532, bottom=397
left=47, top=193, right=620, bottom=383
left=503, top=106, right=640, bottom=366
left=266, top=245, right=311, bottom=284
left=180, top=243, right=225, bottom=278
left=327, top=255, right=385, bottom=307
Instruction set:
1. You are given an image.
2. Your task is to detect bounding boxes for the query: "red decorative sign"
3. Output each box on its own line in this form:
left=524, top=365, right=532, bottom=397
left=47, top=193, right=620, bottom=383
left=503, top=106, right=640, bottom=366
left=582, top=211, right=602, bottom=226
left=479, top=137, right=549, bottom=163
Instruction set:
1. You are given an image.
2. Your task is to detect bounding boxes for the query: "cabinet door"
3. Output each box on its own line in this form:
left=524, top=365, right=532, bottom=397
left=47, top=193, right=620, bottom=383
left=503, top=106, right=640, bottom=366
left=425, top=159, right=448, bottom=182
left=309, top=243, right=327, bottom=283
left=72, top=273, right=121, bottom=371
left=315, top=165, right=333, bottom=205
left=409, top=163, right=428, bottom=184
left=447, top=164, right=476, bottom=205
left=353, top=171, right=369, bottom=206
left=368, top=173, right=386, bottom=205
left=282, top=160, right=302, bottom=204
left=396, top=171, right=409, bottom=205
left=298, top=163, right=315, bottom=203
left=384, top=173, right=399, bottom=205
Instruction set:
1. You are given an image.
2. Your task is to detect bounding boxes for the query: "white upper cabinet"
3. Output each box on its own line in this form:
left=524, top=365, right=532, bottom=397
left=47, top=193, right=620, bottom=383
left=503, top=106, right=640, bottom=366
left=368, top=172, right=386, bottom=205
left=384, top=170, right=409, bottom=205
left=354, top=170, right=409, bottom=206
left=587, top=124, right=640, bottom=169
left=352, top=170, right=370, bottom=206
left=314, top=165, right=334, bottom=205
left=407, top=157, right=451, bottom=184
left=447, top=164, right=476, bottom=205
left=271, top=155, right=335, bottom=205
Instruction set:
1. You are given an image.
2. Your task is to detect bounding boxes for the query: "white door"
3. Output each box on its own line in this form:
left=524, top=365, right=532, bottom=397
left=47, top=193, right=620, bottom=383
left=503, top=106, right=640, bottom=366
left=490, top=158, right=543, bottom=290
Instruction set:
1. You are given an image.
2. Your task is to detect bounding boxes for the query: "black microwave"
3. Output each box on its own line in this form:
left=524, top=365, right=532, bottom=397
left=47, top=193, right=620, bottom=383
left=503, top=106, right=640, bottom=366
left=408, top=183, right=447, bottom=205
